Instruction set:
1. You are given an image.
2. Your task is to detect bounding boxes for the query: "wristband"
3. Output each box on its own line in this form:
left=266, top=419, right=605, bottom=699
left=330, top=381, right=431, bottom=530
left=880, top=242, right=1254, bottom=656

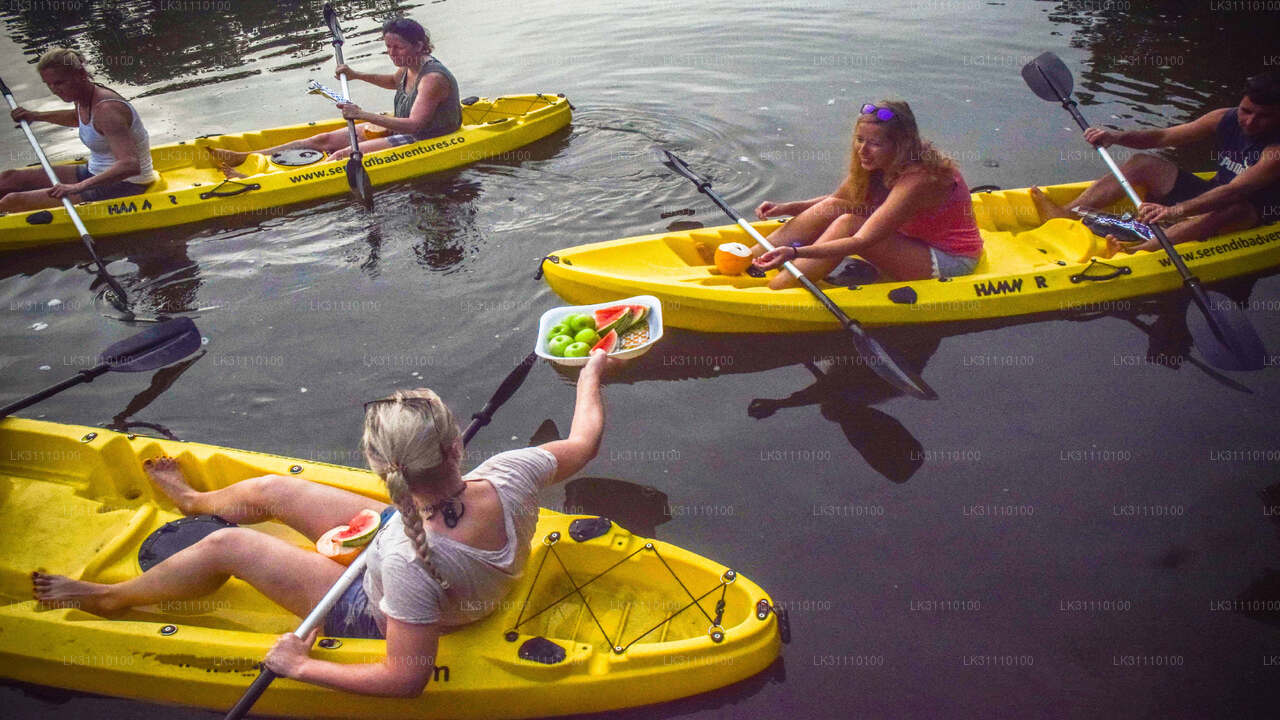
left=788, top=241, right=804, bottom=260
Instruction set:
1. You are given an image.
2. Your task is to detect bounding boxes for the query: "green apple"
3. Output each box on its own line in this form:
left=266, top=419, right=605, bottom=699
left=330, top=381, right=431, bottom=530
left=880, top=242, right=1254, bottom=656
left=547, top=334, right=575, bottom=357
left=573, top=328, right=599, bottom=346
left=563, top=341, right=590, bottom=358
left=547, top=323, right=572, bottom=340
left=567, top=313, right=596, bottom=333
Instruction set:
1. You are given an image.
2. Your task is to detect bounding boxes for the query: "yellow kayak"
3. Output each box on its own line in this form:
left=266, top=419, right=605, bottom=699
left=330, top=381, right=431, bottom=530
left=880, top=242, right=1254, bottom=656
left=541, top=176, right=1280, bottom=332
left=0, top=417, right=783, bottom=718
left=0, top=94, right=570, bottom=251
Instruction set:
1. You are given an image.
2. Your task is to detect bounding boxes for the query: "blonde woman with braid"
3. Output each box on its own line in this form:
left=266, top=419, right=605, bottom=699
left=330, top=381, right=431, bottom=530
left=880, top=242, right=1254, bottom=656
left=32, top=350, right=610, bottom=698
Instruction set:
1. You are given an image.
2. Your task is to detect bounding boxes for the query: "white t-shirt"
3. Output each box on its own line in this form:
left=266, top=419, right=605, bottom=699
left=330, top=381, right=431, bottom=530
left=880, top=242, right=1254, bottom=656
left=361, top=447, right=556, bottom=633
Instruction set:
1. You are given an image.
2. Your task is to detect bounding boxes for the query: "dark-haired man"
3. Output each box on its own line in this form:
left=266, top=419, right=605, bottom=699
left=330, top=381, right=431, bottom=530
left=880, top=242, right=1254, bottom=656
left=1032, top=70, right=1280, bottom=251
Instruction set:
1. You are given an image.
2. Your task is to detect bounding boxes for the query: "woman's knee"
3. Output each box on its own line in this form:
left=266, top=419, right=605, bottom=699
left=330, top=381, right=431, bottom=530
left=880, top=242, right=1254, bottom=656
left=236, top=474, right=295, bottom=515
left=194, top=527, right=257, bottom=566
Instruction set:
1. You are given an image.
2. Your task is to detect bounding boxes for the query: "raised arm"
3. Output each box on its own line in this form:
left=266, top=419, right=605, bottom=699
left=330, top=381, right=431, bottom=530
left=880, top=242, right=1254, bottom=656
left=538, top=349, right=607, bottom=486
left=1085, top=108, right=1228, bottom=150
left=755, top=175, right=853, bottom=220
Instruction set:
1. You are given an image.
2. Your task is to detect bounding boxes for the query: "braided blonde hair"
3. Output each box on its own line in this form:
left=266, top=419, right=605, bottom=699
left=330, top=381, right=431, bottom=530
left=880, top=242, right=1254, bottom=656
left=362, top=388, right=462, bottom=590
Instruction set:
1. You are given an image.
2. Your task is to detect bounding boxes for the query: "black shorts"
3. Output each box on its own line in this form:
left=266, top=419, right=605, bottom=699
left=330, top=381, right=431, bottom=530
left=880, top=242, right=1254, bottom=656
left=75, top=165, right=150, bottom=202
left=1156, top=169, right=1218, bottom=206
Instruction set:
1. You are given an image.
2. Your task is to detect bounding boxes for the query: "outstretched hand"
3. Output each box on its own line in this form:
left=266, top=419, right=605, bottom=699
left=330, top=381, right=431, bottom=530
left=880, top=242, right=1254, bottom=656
left=337, top=102, right=365, bottom=121
left=1082, top=127, right=1119, bottom=148
left=755, top=200, right=782, bottom=220
left=753, top=246, right=793, bottom=271
left=1136, top=201, right=1182, bottom=225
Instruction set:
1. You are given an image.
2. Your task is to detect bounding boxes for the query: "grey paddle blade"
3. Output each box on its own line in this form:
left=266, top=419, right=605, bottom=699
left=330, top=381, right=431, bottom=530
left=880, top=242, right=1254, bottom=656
left=1022, top=51, right=1073, bottom=102
left=1186, top=291, right=1266, bottom=371
left=658, top=148, right=707, bottom=186
left=853, top=328, right=936, bottom=400
left=346, top=155, right=374, bottom=209
left=101, top=317, right=202, bottom=372
left=323, top=3, right=343, bottom=42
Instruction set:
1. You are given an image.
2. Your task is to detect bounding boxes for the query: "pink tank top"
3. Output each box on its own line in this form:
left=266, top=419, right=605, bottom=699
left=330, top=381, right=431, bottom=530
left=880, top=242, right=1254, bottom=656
left=873, top=170, right=983, bottom=258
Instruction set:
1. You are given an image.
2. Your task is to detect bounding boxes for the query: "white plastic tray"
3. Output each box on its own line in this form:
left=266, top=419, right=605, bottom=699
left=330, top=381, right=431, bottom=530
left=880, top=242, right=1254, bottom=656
left=534, top=295, right=663, bottom=366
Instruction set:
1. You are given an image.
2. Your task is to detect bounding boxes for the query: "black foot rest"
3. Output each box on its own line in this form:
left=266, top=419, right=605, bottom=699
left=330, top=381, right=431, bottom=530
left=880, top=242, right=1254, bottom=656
left=518, top=637, right=567, bottom=664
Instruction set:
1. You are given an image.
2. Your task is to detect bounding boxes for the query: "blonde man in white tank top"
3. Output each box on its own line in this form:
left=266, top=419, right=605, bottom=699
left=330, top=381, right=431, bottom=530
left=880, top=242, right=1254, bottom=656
left=1, top=48, right=159, bottom=212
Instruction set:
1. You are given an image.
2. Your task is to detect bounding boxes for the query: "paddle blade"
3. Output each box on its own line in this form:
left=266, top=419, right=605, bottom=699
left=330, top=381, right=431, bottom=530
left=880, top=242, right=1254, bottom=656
left=346, top=156, right=374, bottom=210
left=323, top=3, right=342, bottom=41
left=1186, top=291, right=1267, bottom=371
left=1021, top=51, right=1073, bottom=102
left=101, top=317, right=202, bottom=372
left=845, top=325, right=935, bottom=400
left=656, top=148, right=709, bottom=186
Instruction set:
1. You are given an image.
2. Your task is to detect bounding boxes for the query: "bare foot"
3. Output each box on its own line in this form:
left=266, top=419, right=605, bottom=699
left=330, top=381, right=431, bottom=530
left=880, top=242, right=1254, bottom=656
left=32, top=571, right=121, bottom=617
left=1030, top=186, right=1076, bottom=223
left=144, top=456, right=198, bottom=512
left=206, top=147, right=252, bottom=178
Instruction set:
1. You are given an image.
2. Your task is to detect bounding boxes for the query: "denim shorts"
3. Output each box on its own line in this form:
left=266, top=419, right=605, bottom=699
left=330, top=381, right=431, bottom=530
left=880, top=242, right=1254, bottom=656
left=74, top=165, right=150, bottom=202
left=929, top=247, right=980, bottom=279
left=322, top=505, right=395, bottom=639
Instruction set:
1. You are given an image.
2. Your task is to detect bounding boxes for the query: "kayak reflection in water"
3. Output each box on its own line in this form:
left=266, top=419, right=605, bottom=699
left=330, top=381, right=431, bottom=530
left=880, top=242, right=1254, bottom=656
left=33, top=350, right=609, bottom=698
left=209, top=17, right=462, bottom=175
left=0, top=48, right=160, bottom=212
left=1030, top=70, right=1280, bottom=257
left=750, top=100, right=984, bottom=287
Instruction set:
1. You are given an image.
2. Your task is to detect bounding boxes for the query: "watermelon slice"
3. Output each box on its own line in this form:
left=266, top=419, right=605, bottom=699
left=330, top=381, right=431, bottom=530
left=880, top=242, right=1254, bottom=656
left=624, top=304, right=649, bottom=330
left=331, top=508, right=382, bottom=548
left=591, top=329, right=618, bottom=354
left=593, top=306, right=632, bottom=335
left=316, top=526, right=362, bottom=565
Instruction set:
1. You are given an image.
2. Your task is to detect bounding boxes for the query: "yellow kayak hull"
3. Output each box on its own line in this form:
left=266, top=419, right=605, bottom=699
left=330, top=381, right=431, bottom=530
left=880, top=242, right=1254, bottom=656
left=542, top=177, right=1280, bottom=332
left=0, top=418, right=781, bottom=718
left=0, top=94, right=571, bottom=250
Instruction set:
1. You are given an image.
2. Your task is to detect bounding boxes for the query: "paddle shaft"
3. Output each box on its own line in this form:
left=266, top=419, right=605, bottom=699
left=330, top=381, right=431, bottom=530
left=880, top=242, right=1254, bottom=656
left=225, top=352, right=539, bottom=719
left=0, top=365, right=109, bottom=418
left=330, top=41, right=362, bottom=152
left=0, top=77, right=131, bottom=309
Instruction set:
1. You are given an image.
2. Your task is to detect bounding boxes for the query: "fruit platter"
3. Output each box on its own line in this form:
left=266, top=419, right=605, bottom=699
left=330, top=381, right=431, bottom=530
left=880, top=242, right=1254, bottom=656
left=534, top=295, right=663, bottom=366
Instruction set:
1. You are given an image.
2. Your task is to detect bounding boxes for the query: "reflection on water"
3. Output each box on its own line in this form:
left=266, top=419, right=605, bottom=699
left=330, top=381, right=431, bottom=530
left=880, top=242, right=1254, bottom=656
left=1, top=0, right=421, bottom=94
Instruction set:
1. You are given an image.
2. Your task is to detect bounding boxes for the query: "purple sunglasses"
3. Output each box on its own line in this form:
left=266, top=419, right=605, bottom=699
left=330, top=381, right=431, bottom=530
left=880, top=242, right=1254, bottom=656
left=860, top=104, right=896, bottom=122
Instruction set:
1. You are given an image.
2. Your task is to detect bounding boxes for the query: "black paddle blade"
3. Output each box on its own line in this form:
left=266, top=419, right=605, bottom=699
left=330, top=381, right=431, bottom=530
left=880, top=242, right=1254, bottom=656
left=1186, top=291, right=1267, bottom=371
left=657, top=148, right=709, bottom=186
left=101, top=317, right=202, bottom=372
left=847, top=326, right=936, bottom=400
left=346, top=155, right=374, bottom=209
left=1021, top=51, right=1073, bottom=102
left=323, top=3, right=343, bottom=42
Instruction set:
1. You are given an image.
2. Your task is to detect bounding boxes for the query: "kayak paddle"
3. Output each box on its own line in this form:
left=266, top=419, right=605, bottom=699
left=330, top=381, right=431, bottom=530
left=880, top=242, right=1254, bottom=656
left=0, top=317, right=202, bottom=418
left=1021, top=51, right=1266, bottom=371
left=0, top=75, right=133, bottom=317
left=655, top=149, right=932, bottom=400
left=224, top=350, right=539, bottom=719
left=323, top=3, right=375, bottom=211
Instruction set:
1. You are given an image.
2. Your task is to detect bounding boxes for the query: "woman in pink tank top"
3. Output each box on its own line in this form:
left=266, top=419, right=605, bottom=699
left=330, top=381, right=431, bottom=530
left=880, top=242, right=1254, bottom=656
left=752, top=100, right=984, bottom=286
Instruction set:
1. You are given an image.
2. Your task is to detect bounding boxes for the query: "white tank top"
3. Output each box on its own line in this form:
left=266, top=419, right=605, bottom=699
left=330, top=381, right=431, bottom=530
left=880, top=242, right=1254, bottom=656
left=77, top=96, right=159, bottom=185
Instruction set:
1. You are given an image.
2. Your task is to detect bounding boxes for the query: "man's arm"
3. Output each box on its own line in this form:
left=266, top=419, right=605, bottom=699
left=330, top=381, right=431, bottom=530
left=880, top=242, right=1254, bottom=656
left=1086, top=107, right=1228, bottom=150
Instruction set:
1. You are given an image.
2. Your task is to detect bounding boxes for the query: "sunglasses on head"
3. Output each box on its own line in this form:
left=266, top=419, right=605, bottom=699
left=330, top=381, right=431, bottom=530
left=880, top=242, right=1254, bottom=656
left=363, top=395, right=435, bottom=413
left=860, top=104, right=896, bottom=122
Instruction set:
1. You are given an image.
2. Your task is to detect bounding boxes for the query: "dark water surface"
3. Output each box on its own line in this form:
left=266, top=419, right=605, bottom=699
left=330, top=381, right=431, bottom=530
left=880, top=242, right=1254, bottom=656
left=3, top=1, right=1280, bottom=717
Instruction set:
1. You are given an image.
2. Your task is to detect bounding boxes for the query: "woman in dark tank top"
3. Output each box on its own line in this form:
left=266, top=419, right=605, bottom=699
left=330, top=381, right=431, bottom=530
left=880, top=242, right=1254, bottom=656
left=207, top=17, right=462, bottom=171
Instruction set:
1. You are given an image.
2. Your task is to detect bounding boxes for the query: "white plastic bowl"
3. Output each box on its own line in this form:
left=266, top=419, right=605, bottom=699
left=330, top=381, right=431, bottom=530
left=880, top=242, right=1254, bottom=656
left=534, top=295, right=664, bottom=366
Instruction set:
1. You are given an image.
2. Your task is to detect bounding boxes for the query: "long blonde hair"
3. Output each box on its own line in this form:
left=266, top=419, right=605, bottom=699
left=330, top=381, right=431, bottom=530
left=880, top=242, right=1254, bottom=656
left=839, top=99, right=956, bottom=206
left=361, top=388, right=462, bottom=590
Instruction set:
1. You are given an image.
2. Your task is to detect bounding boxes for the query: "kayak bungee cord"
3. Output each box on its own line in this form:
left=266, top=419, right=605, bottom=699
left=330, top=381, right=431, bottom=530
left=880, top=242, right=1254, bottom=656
left=508, top=530, right=766, bottom=654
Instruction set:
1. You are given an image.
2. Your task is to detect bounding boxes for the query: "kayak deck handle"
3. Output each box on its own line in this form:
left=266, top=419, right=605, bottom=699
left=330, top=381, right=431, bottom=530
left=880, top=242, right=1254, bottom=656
left=199, top=178, right=262, bottom=200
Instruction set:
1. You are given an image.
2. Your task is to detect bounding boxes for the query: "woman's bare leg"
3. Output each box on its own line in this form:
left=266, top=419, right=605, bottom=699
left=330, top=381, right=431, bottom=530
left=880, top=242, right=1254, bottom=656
left=208, top=126, right=361, bottom=167
left=144, top=457, right=386, bottom=542
left=751, top=196, right=857, bottom=256
left=33, top=527, right=346, bottom=618
left=767, top=213, right=865, bottom=289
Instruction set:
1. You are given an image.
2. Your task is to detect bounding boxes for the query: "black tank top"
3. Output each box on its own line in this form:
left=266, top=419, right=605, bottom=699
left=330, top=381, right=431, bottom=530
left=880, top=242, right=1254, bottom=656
left=1214, top=108, right=1280, bottom=224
